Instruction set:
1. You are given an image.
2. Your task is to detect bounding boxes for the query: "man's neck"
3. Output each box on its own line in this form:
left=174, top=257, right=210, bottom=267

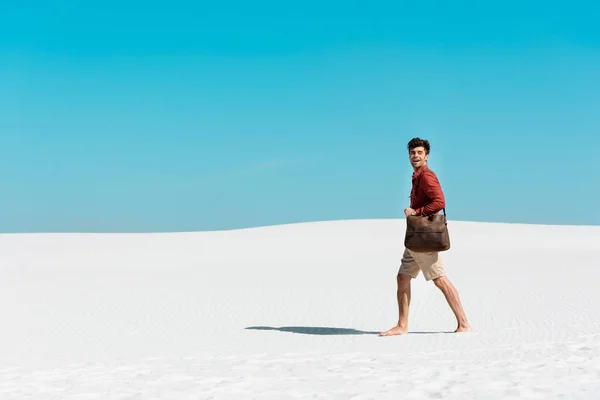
left=413, top=164, right=427, bottom=173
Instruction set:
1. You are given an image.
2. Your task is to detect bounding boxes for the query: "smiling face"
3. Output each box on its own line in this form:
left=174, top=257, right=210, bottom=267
left=409, top=146, right=429, bottom=171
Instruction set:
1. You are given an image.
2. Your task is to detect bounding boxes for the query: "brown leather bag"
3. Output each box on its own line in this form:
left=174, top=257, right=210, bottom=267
left=404, top=209, right=451, bottom=252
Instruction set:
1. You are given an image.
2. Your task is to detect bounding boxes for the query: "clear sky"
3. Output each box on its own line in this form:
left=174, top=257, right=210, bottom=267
left=1, top=1, right=599, bottom=232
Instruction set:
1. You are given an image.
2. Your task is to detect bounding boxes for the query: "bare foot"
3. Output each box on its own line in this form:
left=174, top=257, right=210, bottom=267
left=379, top=325, right=408, bottom=336
left=454, top=325, right=472, bottom=333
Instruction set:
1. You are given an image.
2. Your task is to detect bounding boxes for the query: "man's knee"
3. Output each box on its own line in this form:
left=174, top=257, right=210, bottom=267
left=397, top=273, right=412, bottom=286
left=433, top=275, right=448, bottom=289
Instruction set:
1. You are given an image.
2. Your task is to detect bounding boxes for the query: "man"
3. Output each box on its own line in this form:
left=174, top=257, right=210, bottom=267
left=380, top=138, right=471, bottom=336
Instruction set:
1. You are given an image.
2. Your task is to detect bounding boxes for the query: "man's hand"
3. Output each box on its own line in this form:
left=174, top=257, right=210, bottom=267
left=404, top=208, right=416, bottom=217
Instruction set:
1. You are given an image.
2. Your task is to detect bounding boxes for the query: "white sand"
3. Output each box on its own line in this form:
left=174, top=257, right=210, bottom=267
left=1, top=219, right=599, bottom=399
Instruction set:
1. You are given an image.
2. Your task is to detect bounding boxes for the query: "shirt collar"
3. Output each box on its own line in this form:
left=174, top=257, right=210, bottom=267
left=412, top=163, right=429, bottom=179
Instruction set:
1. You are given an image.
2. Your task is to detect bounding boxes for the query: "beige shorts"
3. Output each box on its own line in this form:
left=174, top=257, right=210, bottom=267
left=398, top=248, right=445, bottom=281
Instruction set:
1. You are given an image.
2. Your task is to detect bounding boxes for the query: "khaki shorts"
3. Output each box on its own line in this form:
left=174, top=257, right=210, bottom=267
left=398, top=248, right=445, bottom=281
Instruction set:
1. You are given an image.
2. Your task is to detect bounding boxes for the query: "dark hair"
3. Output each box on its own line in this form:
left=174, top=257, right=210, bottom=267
left=407, top=137, right=430, bottom=154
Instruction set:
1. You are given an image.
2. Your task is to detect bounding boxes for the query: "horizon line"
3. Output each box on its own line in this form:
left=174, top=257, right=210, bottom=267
left=2, top=217, right=598, bottom=235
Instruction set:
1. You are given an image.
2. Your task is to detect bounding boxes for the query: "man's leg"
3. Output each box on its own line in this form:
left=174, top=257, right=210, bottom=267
left=433, top=276, right=472, bottom=332
left=415, top=251, right=472, bottom=333
left=380, top=273, right=412, bottom=336
left=380, top=248, right=418, bottom=337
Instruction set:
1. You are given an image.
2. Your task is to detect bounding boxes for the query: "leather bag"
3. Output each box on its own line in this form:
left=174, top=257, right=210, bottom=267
left=404, top=209, right=451, bottom=252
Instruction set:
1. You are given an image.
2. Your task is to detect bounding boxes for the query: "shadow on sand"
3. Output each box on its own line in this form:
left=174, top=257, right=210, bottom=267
left=245, top=326, right=452, bottom=336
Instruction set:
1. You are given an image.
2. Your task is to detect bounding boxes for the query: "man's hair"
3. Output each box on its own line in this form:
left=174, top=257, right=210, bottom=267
left=407, top=137, right=430, bottom=154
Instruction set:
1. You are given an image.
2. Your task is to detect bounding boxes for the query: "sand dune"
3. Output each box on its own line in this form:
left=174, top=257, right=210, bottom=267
left=1, top=219, right=599, bottom=399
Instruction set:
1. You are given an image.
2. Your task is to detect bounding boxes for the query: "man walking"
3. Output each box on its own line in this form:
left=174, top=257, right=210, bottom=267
left=380, top=138, right=471, bottom=336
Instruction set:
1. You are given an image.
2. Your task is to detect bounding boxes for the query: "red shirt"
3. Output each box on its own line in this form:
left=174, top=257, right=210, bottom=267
left=410, top=164, right=446, bottom=216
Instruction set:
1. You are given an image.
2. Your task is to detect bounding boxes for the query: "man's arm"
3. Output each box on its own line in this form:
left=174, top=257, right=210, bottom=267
left=414, top=172, right=446, bottom=216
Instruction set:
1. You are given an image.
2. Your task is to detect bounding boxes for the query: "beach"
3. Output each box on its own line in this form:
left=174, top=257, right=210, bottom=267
left=1, top=218, right=599, bottom=399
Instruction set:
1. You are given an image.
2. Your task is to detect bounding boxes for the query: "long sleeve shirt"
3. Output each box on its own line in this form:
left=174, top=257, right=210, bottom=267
left=410, top=165, right=446, bottom=216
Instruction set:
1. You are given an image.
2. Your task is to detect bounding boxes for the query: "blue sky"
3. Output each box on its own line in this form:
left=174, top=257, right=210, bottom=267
left=1, top=1, right=599, bottom=232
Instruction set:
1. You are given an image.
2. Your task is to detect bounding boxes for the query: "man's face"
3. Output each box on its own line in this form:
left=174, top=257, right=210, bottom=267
left=409, top=146, right=429, bottom=169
